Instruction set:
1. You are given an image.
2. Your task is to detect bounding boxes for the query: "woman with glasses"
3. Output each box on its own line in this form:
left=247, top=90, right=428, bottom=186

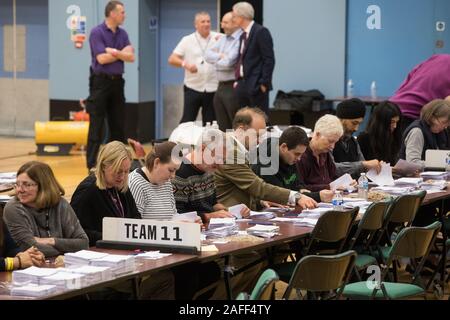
left=3, top=161, right=89, bottom=258
left=70, top=140, right=140, bottom=246
left=399, top=99, right=450, bottom=169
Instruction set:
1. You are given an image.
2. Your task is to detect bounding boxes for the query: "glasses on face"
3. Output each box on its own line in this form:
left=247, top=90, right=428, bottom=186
left=435, top=117, right=449, bottom=129
left=14, top=182, right=38, bottom=190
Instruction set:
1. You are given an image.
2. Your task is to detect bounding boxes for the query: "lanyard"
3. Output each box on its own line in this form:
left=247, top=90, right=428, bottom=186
left=108, top=188, right=125, bottom=218
left=194, top=33, right=211, bottom=64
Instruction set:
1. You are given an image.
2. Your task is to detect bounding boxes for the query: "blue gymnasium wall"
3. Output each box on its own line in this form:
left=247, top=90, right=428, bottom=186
left=0, top=0, right=49, bottom=79
left=346, top=0, right=450, bottom=97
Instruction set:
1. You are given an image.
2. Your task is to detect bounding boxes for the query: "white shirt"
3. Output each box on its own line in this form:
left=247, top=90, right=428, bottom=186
left=239, top=21, right=255, bottom=77
left=173, top=31, right=219, bottom=92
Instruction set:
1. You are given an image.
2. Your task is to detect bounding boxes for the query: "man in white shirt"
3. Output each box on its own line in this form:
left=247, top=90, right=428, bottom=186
left=168, top=11, right=219, bottom=124
left=205, top=12, right=242, bottom=131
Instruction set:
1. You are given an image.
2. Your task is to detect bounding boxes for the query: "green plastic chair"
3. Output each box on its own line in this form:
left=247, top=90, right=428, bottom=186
left=236, top=268, right=279, bottom=300
left=346, top=201, right=390, bottom=280
left=274, top=208, right=358, bottom=283
left=282, top=250, right=356, bottom=300
left=343, top=221, right=442, bottom=300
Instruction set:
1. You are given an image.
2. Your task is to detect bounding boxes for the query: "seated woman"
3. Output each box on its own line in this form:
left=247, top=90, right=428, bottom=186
left=296, top=115, right=344, bottom=192
left=358, top=101, right=402, bottom=165
left=1, top=216, right=45, bottom=271
left=70, top=141, right=174, bottom=300
left=399, top=99, right=450, bottom=169
left=70, top=141, right=141, bottom=246
left=128, top=141, right=180, bottom=220
left=3, top=161, right=89, bottom=258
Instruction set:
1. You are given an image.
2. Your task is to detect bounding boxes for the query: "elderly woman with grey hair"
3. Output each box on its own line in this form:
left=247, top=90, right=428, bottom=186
left=296, top=115, right=344, bottom=192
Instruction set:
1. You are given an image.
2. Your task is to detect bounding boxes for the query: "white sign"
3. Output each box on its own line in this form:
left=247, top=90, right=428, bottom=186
left=102, top=218, right=201, bottom=251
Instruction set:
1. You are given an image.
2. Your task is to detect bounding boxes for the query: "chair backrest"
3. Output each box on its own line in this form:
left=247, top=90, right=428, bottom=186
left=347, top=201, right=390, bottom=250
left=388, top=221, right=442, bottom=262
left=385, top=191, right=426, bottom=225
left=305, top=208, right=358, bottom=254
left=283, top=250, right=356, bottom=299
left=249, top=268, right=279, bottom=300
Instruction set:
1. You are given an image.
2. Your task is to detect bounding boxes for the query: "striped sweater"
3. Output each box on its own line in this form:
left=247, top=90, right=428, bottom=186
left=128, top=168, right=177, bottom=220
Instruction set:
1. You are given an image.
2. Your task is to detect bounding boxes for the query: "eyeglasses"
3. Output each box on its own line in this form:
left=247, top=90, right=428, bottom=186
left=14, top=182, right=38, bottom=190
left=435, top=117, right=449, bottom=128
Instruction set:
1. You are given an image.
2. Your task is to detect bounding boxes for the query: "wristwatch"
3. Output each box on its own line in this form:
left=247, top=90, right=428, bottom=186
left=294, top=192, right=302, bottom=204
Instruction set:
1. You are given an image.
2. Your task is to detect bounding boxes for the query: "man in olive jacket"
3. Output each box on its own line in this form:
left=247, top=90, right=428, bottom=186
left=215, top=107, right=317, bottom=210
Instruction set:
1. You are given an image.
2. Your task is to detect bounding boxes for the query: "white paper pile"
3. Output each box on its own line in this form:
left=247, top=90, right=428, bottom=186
left=205, top=218, right=238, bottom=238
left=171, top=211, right=198, bottom=222
left=63, top=265, right=113, bottom=285
left=135, top=251, right=172, bottom=260
left=420, top=171, right=449, bottom=180
left=367, top=163, right=395, bottom=186
left=394, top=177, right=423, bottom=187
left=293, top=218, right=319, bottom=228
left=420, top=180, right=447, bottom=191
left=371, top=186, right=416, bottom=195
left=0, top=172, right=16, bottom=184
left=12, top=266, right=59, bottom=285
left=90, top=254, right=136, bottom=276
left=228, top=204, right=246, bottom=219
left=10, top=284, right=58, bottom=297
left=247, top=224, right=280, bottom=238
left=249, top=211, right=276, bottom=220
left=40, top=272, right=87, bottom=291
left=64, top=250, right=109, bottom=266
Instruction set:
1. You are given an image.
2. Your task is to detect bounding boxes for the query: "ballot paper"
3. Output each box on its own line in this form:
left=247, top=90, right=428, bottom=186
left=366, top=163, right=395, bottom=186
left=330, top=173, right=353, bottom=191
left=229, top=204, right=246, bottom=219
left=135, top=251, right=172, bottom=260
left=12, top=266, right=59, bottom=285
left=249, top=211, right=276, bottom=220
left=247, top=224, right=280, bottom=238
left=64, top=250, right=109, bottom=266
left=172, top=211, right=198, bottom=222
left=10, top=284, right=58, bottom=297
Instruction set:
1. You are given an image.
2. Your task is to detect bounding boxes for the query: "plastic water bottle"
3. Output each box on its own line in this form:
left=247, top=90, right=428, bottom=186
left=347, top=79, right=354, bottom=97
left=205, top=122, right=211, bottom=129
left=357, top=173, right=369, bottom=200
left=212, top=120, right=219, bottom=130
left=332, top=191, right=344, bottom=210
left=370, top=81, right=377, bottom=99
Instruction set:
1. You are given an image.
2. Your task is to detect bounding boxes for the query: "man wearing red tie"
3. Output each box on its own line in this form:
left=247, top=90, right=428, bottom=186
left=232, top=1, right=275, bottom=114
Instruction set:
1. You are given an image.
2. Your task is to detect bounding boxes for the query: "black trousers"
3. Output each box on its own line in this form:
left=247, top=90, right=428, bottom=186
left=235, top=79, right=269, bottom=115
left=86, top=74, right=126, bottom=169
left=213, top=81, right=240, bottom=131
left=180, top=86, right=216, bottom=124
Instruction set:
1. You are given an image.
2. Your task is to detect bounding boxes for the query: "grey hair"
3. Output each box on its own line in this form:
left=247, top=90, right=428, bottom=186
left=233, top=2, right=254, bottom=20
left=313, top=114, right=343, bottom=138
left=197, top=128, right=226, bottom=150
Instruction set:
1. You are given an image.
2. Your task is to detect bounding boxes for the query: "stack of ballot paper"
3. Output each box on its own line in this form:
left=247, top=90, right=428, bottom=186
left=90, top=255, right=136, bottom=276
left=205, top=218, right=238, bottom=238
left=293, top=218, right=319, bottom=228
left=420, top=171, right=449, bottom=180
left=171, top=211, right=198, bottom=222
left=10, top=284, right=58, bottom=297
left=249, top=211, right=276, bottom=220
left=420, top=180, right=447, bottom=191
left=40, top=272, right=87, bottom=291
left=394, top=177, right=423, bottom=187
left=247, top=224, right=280, bottom=238
left=135, top=251, right=172, bottom=260
left=64, top=250, right=109, bottom=266
left=12, top=266, right=59, bottom=285
left=63, top=265, right=113, bottom=285
left=371, top=186, right=416, bottom=195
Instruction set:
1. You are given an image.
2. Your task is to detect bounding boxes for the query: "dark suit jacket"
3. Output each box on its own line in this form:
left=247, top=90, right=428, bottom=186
left=240, top=22, right=275, bottom=95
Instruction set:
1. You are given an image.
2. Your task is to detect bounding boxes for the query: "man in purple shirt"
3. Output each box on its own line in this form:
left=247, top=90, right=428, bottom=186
left=86, top=1, right=135, bottom=169
left=390, top=54, right=450, bottom=133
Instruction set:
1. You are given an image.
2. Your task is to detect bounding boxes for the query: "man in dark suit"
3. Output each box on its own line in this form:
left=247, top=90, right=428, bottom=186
left=232, top=2, right=275, bottom=114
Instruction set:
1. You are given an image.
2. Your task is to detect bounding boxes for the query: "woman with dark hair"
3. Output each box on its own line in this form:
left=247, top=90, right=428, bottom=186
left=357, top=101, right=402, bottom=165
left=1, top=215, right=45, bottom=271
left=3, top=161, right=89, bottom=257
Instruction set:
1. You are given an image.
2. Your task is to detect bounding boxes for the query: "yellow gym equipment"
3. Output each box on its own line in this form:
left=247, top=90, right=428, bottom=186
left=35, top=121, right=89, bottom=155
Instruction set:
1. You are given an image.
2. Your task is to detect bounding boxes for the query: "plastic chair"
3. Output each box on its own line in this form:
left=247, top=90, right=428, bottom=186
left=236, top=269, right=279, bottom=300
left=282, top=250, right=356, bottom=300
left=343, top=221, right=442, bottom=300
left=274, top=208, right=358, bottom=283
left=346, top=201, right=391, bottom=280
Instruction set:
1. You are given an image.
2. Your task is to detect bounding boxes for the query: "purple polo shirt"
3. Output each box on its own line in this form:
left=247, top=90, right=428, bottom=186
left=89, top=22, right=131, bottom=75
left=390, top=54, right=450, bottom=119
